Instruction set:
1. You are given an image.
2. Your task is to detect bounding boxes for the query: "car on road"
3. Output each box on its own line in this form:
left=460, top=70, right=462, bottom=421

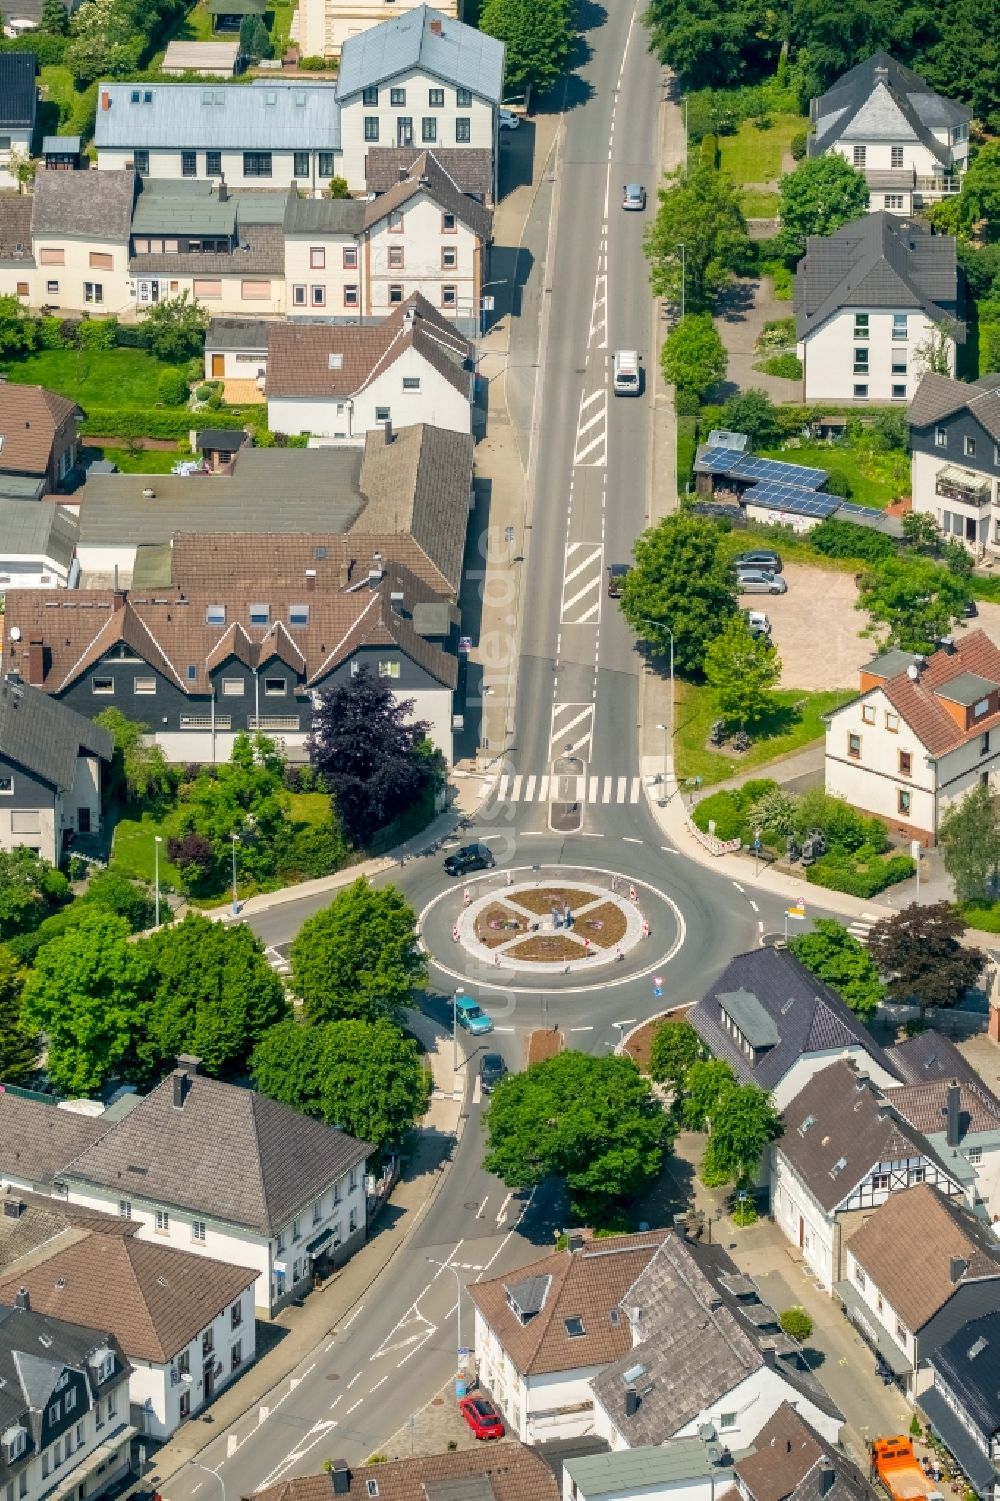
left=480, top=1053, right=508, bottom=1093
left=612, top=349, right=641, bottom=396
left=622, top=182, right=646, bottom=210
left=456, top=996, right=494, bottom=1035
left=498, top=110, right=519, bottom=129
left=734, top=548, right=782, bottom=573
left=459, top=1396, right=505, bottom=1440
left=607, top=563, right=630, bottom=597
left=738, top=569, right=788, bottom=595
left=443, top=843, right=496, bottom=877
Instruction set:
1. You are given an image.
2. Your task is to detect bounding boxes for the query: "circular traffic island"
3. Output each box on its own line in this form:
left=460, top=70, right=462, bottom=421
left=458, top=881, right=645, bottom=973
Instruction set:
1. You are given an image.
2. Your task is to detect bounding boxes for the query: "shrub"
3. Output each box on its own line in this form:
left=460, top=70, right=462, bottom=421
left=790, top=130, right=808, bottom=161
left=166, top=831, right=215, bottom=883
left=809, top=517, right=894, bottom=563
left=806, top=852, right=914, bottom=897
left=0, top=31, right=67, bottom=62
left=760, top=352, right=803, bottom=379
left=297, top=54, right=330, bottom=68
left=779, top=1306, right=813, bottom=1341
left=194, top=382, right=214, bottom=401
left=698, top=133, right=719, bottom=168
left=79, top=409, right=252, bottom=440
left=910, top=1414, right=923, bottom=1439
left=731, top=1193, right=758, bottom=1227
left=329, top=175, right=351, bottom=198
left=279, top=824, right=350, bottom=880
left=66, top=855, right=88, bottom=882
left=77, top=318, right=118, bottom=351
left=824, top=469, right=851, bottom=498
left=38, top=315, right=70, bottom=350
left=674, top=389, right=702, bottom=416
left=692, top=780, right=778, bottom=843
left=157, top=368, right=190, bottom=406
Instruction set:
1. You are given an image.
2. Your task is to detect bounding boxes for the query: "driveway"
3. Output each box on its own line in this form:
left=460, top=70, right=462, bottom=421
left=714, top=276, right=803, bottom=402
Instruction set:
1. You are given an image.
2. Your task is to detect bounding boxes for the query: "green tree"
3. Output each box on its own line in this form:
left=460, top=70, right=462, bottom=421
left=94, top=707, right=173, bottom=808
left=0, top=946, right=38, bottom=1084
left=776, top=155, right=869, bottom=261
left=165, top=733, right=291, bottom=893
left=913, top=322, right=958, bottom=378
left=704, top=614, right=781, bottom=726
left=939, top=783, right=1000, bottom=903
left=0, top=848, right=69, bottom=943
left=139, top=291, right=209, bottom=362
left=21, top=909, right=155, bottom=1095
left=7, top=148, right=35, bottom=195
left=901, top=510, right=943, bottom=554
left=746, top=786, right=797, bottom=837
left=661, top=313, right=728, bottom=401
left=681, top=1057, right=736, bottom=1130
left=649, top=1018, right=704, bottom=1086
left=700, top=1082, right=781, bottom=1185
left=329, top=176, right=351, bottom=198
left=0, top=294, right=40, bottom=358
left=856, top=555, right=969, bottom=652
left=644, top=0, right=780, bottom=93
left=789, top=0, right=933, bottom=93
left=249, top=1019, right=324, bottom=1116
left=720, top=389, right=782, bottom=448
left=479, top=0, right=573, bottom=102
left=869, top=901, right=986, bottom=1012
left=81, top=869, right=157, bottom=932
left=290, top=878, right=426, bottom=1025
left=645, top=162, right=750, bottom=311
left=65, top=0, right=142, bottom=86
left=620, top=512, right=738, bottom=675
left=141, top=914, right=288, bottom=1079
left=779, top=1306, right=812, bottom=1341
left=40, top=0, right=68, bottom=31
left=483, top=1051, right=672, bottom=1222
left=789, top=917, right=883, bottom=1019
left=317, top=1018, right=428, bottom=1150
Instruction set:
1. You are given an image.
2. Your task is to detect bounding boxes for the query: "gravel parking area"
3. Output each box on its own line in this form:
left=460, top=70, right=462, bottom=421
left=740, top=562, right=869, bottom=692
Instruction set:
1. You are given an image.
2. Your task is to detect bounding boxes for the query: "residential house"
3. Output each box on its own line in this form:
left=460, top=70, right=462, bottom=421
left=161, top=40, right=241, bottom=76
left=58, top=1056, right=371, bottom=1317
left=923, top=1313, right=1000, bottom=1501
left=0, top=385, right=81, bottom=499
left=824, top=630, right=1000, bottom=843
left=772, top=1060, right=969, bottom=1292
left=0, top=56, right=37, bottom=189
left=2, top=0, right=75, bottom=37
left=731, top=1403, right=875, bottom=1501
left=0, top=1231, right=257, bottom=1439
left=249, top=1445, right=560, bottom=1501
left=94, top=80, right=342, bottom=192
left=336, top=6, right=505, bottom=197
left=834, top=1184, right=1000, bottom=1399
left=560, top=1435, right=737, bottom=1501
left=0, top=1291, right=134, bottom=1501
left=794, top=212, right=962, bottom=403
left=885, top=1077, right=1000, bottom=1218
left=808, top=53, right=970, bottom=214
left=203, top=318, right=269, bottom=383
left=0, top=194, right=33, bottom=303
left=29, top=169, right=136, bottom=315
left=0, top=1189, right=138, bottom=1272
left=298, top=0, right=457, bottom=62
left=265, top=293, right=475, bottom=441
left=366, top=144, right=493, bottom=203
left=0, top=1097, right=108, bottom=1194
left=0, top=678, right=113, bottom=862
left=889, top=1029, right=989, bottom=1089
left=590, top=1226, right=843, bottom=1452
left=907, top=371, right=1000, bottom=557
left=687, top=945, right=901, bottom=1113
left=468, top=1229, right=670, bottom=1444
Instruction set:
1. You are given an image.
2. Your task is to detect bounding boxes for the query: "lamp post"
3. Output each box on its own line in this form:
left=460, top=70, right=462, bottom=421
left=453, top=988, right=461, bottom=1072
left=655, top=723, right=669, bottom=791
left=153, top=835, right=162, bottom=928
left=676, top=242, right=686, bottom=321
left=188, top=1462, right=226, bottom=1501
left=231, top=831, right=239, bottom=916
left=427, top=1256, right=465, bottom=1371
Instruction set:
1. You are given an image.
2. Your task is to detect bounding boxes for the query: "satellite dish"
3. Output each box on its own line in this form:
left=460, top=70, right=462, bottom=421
left=907, top=664, right=919, bottom=681
left=9, top=627, right=20, bottom=642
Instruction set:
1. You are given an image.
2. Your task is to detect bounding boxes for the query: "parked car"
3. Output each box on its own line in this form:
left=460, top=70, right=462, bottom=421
left=498, top=110, right=519, bottom=129
left=964, top=598, right=979, bottom=618
left=480, top=1053, right=508, bottom=1093
left=622, top=182, right=647, bottom=210
left=444, top=843, right=496, bottom=877
left=734, top=548, right=782, bottom=573
left=744, top=610, right=772, bottom=638
left=459, top=1396, right=505, bottom=1440
left=456, top=996, right=494, bottom=1035
left=738, top=570, right=788, bottom=595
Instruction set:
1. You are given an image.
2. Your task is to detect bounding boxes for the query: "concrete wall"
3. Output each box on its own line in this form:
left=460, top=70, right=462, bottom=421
left=0, top=125, right=33, bottom=190
left=800, top=308, right=947, bottom=403
left=0, top=556, right=73, bottom=591
left=203, top=345, right=268, bottom=381
left=285, top=229, right=360, bottom=314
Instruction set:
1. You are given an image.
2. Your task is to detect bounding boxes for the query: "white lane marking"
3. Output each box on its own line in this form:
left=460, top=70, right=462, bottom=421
left=616, top=776, right=627, bottom=803
left=476, top=1194, right=488, bottom=1218
left=472, top=1074, right=482, bottom=1105
left=370, top=1375, right=389, bottom=1393
left=345, top=1399, right=362, bottom=1416
left=497, top=774, right=511, bottom=799
left=623, top=836, right=641, bottom=844
left=346, top=1373, right=361, bottom=1389
left=589, top=777, right=599, bottom=803
left=538, top=774, right=550, bottom=800
left=570, top=1025, right=595, bottom=1031
left=216, top=1366, right=314, bottom=1469
left=524, top=774, right=537, bottom=800
left=602, top=774, right=612, bottom=801
left=511, top=774, right=522, bottom=800
left=733, top=882, right=745, bottom=893
left=496, top=1191, right=513, bottom=1224
left=661, top=846, right=678, bottom=853
left=493, top=1025, right=516, bottom=1033
left=227, top=1435, right=238, bottom=1458
left=749, top=900, right=759, bottom=912
left=630, top=776, right=641, bottom=801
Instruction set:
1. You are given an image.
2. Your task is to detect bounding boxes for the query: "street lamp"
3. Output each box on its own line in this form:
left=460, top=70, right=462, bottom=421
left=655, top=724, right=669, bottom=790
left=188, top=1463, right=226, bottom=1501
left=154, top=835, right=163, bottom=928
left=427, top=1256, right=465, bottom=1369
left=675, top=243, right=686, bottom=322
left=231, top=831, right=239, bottom=916
left=453, top=988, right=461, bottom=1072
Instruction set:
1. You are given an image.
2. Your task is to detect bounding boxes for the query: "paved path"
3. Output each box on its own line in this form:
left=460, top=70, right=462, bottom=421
left=714, top=277, right=803, bottom=402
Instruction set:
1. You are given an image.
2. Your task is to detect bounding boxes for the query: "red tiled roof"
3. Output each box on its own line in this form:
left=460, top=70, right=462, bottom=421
left=877, top=630, right=1000, bottom=754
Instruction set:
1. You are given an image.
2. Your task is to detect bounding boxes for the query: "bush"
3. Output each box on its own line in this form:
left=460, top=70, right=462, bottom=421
left=698, top=133, right=719, bottom=169
left=674, top=389, right=702, bottom=416
left=79, top=408, right=252, bottom=440
left=194, top=382, right=214, bottom=401
left=806, top=851, right=914, bottom=897
left=278, top=824, right=350, bottom=880
left=790, top=131, right=809, bottom=161
left=779, top=1306, right=813, bottom=1341
left=157, top=368, right=190, bottom=406
left=692, top=780, right=778, bottom=843
left=0, top=31, right=67, bottom=62
left=37, top=316, right=70, bottom=350
left=731, top=1193, right=758, bottom=1227
left=760, top=353, right=803, bottom=379
left=809, top=517, right=894, bottom=563
left=77, top=319, right=118, bottom=351
left=297, top=54, right=330, bottom=68
left=824, top=469, right=851, bottom=498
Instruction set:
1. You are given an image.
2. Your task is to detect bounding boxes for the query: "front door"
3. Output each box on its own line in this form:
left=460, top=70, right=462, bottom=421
left=203, top=1359, right=215, bottom=1402
left=77, top=808, right=91, bottom=833
left=211, top=354, right=225, bottom=378
left=397, top=116, right=413, bottom=146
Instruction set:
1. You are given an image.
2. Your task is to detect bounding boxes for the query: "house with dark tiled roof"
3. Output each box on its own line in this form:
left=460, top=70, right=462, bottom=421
left=907, top=371, right=1000, bottom=558
left=794, top=212, right=962, bottom=404
left=772, top=1060, right=970, bottom=1292
left=59, top=1056, right=371, bottom=1318
left=884, top=1076, right=1000, bottom=1219
left=0, top=384, right=81, bottom=500
left=0, top=1097, right=110, bottom=1198
left=250, top=1444, right=558, bottom=1501
left=922, top=1313, right=1000, bottom=1501
left=808, top=54, right=970, bottom=216
left=834, top=1184, right=1000, bottom=1399
left=824, top=629, right=1000, bottom=843
left=688, top=946, right=900, bottom=1112
left=0, top=55, right=37, bottom=190
left=730, top=1402, right=874, bottom=1501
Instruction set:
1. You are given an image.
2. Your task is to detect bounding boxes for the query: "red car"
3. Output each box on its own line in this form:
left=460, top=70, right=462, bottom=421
left=458, top=1396, right=505, bottom=1440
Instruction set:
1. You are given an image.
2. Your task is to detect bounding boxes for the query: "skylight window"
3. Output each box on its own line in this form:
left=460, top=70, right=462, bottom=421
left=564, top=1317, right=585, bottom=1338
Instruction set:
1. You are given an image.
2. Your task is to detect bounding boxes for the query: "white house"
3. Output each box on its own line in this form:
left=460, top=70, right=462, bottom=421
left=298, top=0, right=458, bottom=61
left=0, top=1229, right=257, bottom=1440
left=0, top=503, right=79, bottom=592
left=809, top=53, right=970, bottom=215
left=824, top=631, right=1000, bottom=844
left=886, top=1077, right=1000, bottom=1220
left=772, top=1060, right=969, bottom=1294
left=923, top=1313, right=1000, bottom=1501
left=0, top=56, right=36, bottom=190
left=28, top=169, right=137, bottom=317
left=0, top=1095, right=111, bottom=1198
left=907, top=371, right=1000, bottom=558
left=59, top=1059, right=370, bottom=1318
left=266, top=294, right=474, bottom=441
left=795, top=212, right=962, bottom=403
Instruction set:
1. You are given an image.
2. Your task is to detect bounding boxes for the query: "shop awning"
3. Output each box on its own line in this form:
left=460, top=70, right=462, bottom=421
left=920, top=1388, right=1000, bottom=1497
left=833, top=1280, right=912, bottom=1377
left=307, top=1227, right=333, bottom=1256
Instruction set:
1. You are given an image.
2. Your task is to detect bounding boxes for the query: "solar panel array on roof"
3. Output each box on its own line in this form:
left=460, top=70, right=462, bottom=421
left=697, top=447, right=830, bottom=490
left=839, top=500, right=890, bottom=522
left=743, top=482, right=839, bottom=517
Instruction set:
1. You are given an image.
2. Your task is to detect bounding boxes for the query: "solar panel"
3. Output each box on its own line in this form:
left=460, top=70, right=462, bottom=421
left=743, top=482, right=839, bottom=517
left=838, top=501, right=890, bottom=523
left=730, top=453, right=829, bottom=489
left=698, top=445, right=748, bottom=476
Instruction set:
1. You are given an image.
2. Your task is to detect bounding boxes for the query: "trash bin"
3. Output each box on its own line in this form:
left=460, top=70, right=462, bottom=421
left=455, top=1376, right=467, bottom=1399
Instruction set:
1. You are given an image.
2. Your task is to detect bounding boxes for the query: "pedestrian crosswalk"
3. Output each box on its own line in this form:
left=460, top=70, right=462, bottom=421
left=496, top=773, right=642, bottom=805
left=265, top=943, right=291, bottom=975
left=847, top=913, right=880, bottom=944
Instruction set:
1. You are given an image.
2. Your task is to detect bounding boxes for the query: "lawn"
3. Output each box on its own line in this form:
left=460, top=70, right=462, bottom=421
left=718, top=114, right=804, bottom=184
left=1, top=348, right=184, bottom=410
left=268, top=0, right=297, bottom=57
left=758, top=441, right=909, bottom=508
left=111, top=815, right=182, bottom=888
left=741, top=190, right=780, bottom=217
left=288, top=791, right=330, bottom=825
left=717, top=526, right=860, bottom=574
left=673, top=681, right=848, bottom=785
left=82, top=444, right=188, bottom=474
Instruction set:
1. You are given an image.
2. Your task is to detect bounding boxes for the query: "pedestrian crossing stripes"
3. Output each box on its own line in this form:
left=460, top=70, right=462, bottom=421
left=589, top=271, right=608, bottom=351
left=847, top=913, right=879, bottom=943
left=265, top=943, right=291, bottom=975
left=573, top=388, right=607, bottom=467
left=496, top=773, right=641, bottom=805
left=550, top=700, right=595, bottom=759
left=560, top=543, right=603, bottom=626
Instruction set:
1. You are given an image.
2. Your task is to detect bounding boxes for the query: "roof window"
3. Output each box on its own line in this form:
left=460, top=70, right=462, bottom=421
left=798, top=1114, right=816, bottom=1136
left=564, top=1317, right=585, bottom=1337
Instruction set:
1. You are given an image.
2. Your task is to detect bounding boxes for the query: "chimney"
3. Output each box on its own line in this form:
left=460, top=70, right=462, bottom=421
left=218, top=175, right=228, bottom=201
left=3, top=1199, right=24, bottom=1220
left=14, top=1288, right=30, bottom=1312
left=761, top=1343, right=777, bottom=1370
left=26, top=634, right=44, bottom=687
left=382, top=416, right=393, bottom=445
left=398, top=165, right=409, bottom=181
left=305, top=569, right=317, bottom=592
left=172, top=1071, right=189, bottom=1110
left=567, top=1230, right=584, bottom=1253
left=329, top=1461, right=351, bottom=1495
left=673, top=1212, right=689, bottom=1239
left=112, top=589, right=126, bottom=613
left=429, top=16, right=442, bottom=32
left=949, top=1255, right=968, bottom=1284
left=101, top=90, right=111, bottom=110
left=819, top=1461, right=836, bottom=1497
left=177, top=1053, right=202, bottom=1074
left=940, top=635, right=957, bottom=655
left=624, top=1388, right=640, bottom=1418
left=338, top=563, right=350, bottom=589
left=946, top=1081, right=961, bottom=1147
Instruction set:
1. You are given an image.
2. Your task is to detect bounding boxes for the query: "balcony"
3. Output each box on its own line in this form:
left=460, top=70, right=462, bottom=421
left=936, top=466, right=991, bottom=506
left=180, top=715, right=231, bottom=731
left=249, top=715, right=300, bottom=731
left=916, top=174, right=962, bottom=196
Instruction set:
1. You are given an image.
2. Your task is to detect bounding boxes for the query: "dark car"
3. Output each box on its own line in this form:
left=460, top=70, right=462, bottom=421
left=480, top=1053, right=508, bottom=1093
left=443, top=843, right=496, bottom=877
left=734, top=548, right=783, bottom=573
left=459, top=1397, right=505, bottom=1440
left=964, top=598, right=979, bottom=618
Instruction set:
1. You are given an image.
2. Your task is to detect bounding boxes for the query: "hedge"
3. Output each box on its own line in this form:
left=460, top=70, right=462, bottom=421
left=79, top=408, right=263, bottom=439
left=806, top=852, right=913, bottom=898
left=0, top=33, right=67, bottom=62
left=692, top=780, right=778, bottom=843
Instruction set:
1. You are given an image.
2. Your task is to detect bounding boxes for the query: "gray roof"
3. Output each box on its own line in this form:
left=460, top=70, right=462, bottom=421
left=63, top=1064, right=371, bottom=1235
left=42, top=136, right=80, bottom=154
left=206, top=318, right=270, bottom=351
left=717, top=988, right=781, bottom=1048
left=132, top=180, right=239, bottom=236
left=31, top=169, right=136, bottom=242
left=689, top=947, right=899, bottom=1093
left=366, top=145, right=492, bottom=200
left=0, top=501, right=78, bottom=571
left=0, top=55, right=37, bottom=131
left=505, top=1274, right=551, bottom=1318
left=338, top=4, right=504, bottom=103
left=927, top=1312, right=1000, bottom=1439
left=77, top=447, right=365, bottom=547
left=794, top=212, right=961, bottom=341
left=357, top=422, right=473, bottom=597
left=863, top=647, right=922, bottom=679
left=94, top=79, right=340, bottom=152
left=935, top=670, right=1000, bottom=706
left=889, top=1030, right=986, bottom=1089
left=564, top=1440, right=736, bottom=1493
left=130, top=221, right=285, bottom=276
left=810, top=53, right=970, bottom=166
left=0, top=478, right=45, bottom=501
left=0, top=677, right=113, bottom=791
left=908, top=372, right=1000, bottom=442
left=283, top=190, right=365, bottom=235
left=919, top=1387, right=1000, bottom=1494
left=0, top=1095, right=110, bottom=1190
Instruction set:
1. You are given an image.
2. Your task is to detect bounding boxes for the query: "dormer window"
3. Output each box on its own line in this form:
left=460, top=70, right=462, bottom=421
left=91, top=1349, right=114, bottom=1384
left=3, top=1427, right=27, bottom=1463
left=799, top=1114, right=816, bottom=1136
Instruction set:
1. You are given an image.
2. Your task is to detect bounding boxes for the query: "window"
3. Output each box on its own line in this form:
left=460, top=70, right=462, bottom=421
left=349, top=1167, right=359, bottom=1191
left=896, top=1319, right=909, bottom=1342
left=848, top=733, right=861, bottom=759
left=243, top=151, right=272, bottom=177
left=375, top=406, right=391, bottom=423
left=935, top=426, right=948, bottom=447
left=872, top=1172, right=890, bottom=1190
left=564, top=1317, right=586, bottom=1337
left=388, top=245, right=404, bottom=269
left=334, top=1184, right=342, bottom=1205
left=47, top=1403, right=60, bottom=1427
left=854, top=1265, right=866, bottom=1290
left=884, top=194, right=904, bottom=210
left=344, top=285, right=359, bottom=306
left=292, top=1217, right=301, bottom=1241
left=982, top=732, right=991, bottom=755
left=264, top=677, right=287, bottom=696
left=893, top=313, right=908, bottom=341
left=898, top=750, right=912, bottom=776
left=366, top=1484, right=379, bottom=1501
left=179, top=1390, right=191, bottom=1420
left=388, top=210, right=403, bottom=232
left=39, top=247, right=64, bottom=265
left=422, top=118, right=437, bottom=142
left=42, top=1457, right=48, bottom=1481
left=378, top=660, right=400, bottom=679
left=275, top=1232, right=285, bottom=1252
left=231, top=1300, right=243, bottom=1330
left=898, top=789, right=911, bottom=815
left=319, top=151, right=335, bottom=176
left=84, top=283, right=103, bottom=305
left=181, top=150, right=197, bottom=177
left=313, top=1199, right=323, bottom=1223
left=186, top=664, right=197, bottom=682
left=854, top=384, right=868, bottom=399
left=402, top=375, right=421, bottom=392
left=891, top=357, right=907, bottom=375
left=862, top=703, right=876, bottom=724
left=343, top=246, right=358, bottom=269
left=134, top=676, right=156, bottom=695
left=206, top=604, right=226, bottom=625
left=249, top=604, right=269, bottom=625
left=155, top=1209, right=169, bottom=1231
left=106, top=1389, right=117, bottom=1419
left=891, top=145, right=904, bottom=168
left=311, top=285, right=326, bottom=306
left=202, top=1328, right=214, bottom=1356
left=231, top=1340, right=243, bottom=1372
left=389, top=284, right=404, bottom=303
left=46, top=281, right=59, bottom=297
left=362, top=85, right=378, bottom=106
left=90, top=251, right=113, bottom=270
left=892, top=384, right=907, bottom=400
left=975, top=697, right=992, bottom=720
left=968, top=1146, right=983, bottom=1165
left=853, top=144, right=866, bottom=166
left=428, top=87, right=444, bottom=107
left=206, top=149, right=221, bottom=176
left=92, top=677, right=114, bottom=695
left=242, top=279, right=272, bottom=302
left=719, top=1413, right=737, bottom=1430
left=310, top=246, right=326, bottom=269
left=364, top=117, right=379, bottom=142
left=0, top=777, right=11, bottom=797
left=293, top=284, right=307, bottom=306
left=854, top=347, right=869, bottom=373
left=192, top=1220, right=206, bottom=1241
left=119, top=1198, right=131, bottom=1218
left=908, top=1167, right=925, bottom=1186
left=289, top=604, right=309, bottom=625
left=134, top=149, right=149, bottom=174
left=390, top=87, right=406, bottom=106
left=885, top=712, right=899, bottom=732
left=456, top=117, right=471, bottom=143
left=441, top=210, right=457, bottom=234
left=294, top=150, right=310, bottom=177
left=457, top=88, right=472, bottom=106
left=441, top=246, right=458, bottom=270
left=442, top=285, right=457, bottom=307
left=854, top=313, right=870, bottom=340
left=193, top=279, right=222, bottom=300
left=349, top=1208, right=358, bottom=1233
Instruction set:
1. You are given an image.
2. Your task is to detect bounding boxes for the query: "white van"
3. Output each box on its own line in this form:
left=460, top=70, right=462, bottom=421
left=612, top=350, right=640, bottom=396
